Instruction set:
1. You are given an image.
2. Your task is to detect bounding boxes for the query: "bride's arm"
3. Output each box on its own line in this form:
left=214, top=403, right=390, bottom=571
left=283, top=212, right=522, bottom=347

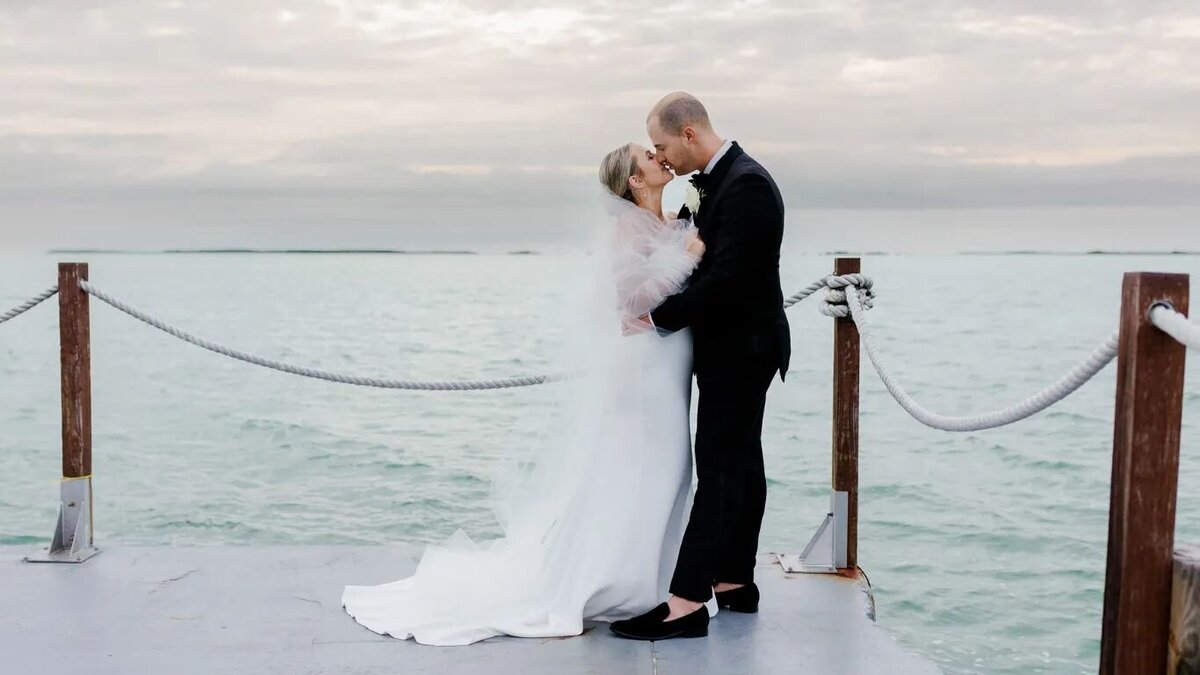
left=613, top=220, right=702, bottom=321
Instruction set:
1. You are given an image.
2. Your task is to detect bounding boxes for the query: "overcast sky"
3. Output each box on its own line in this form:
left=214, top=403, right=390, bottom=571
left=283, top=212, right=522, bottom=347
left=2, top=0, right=1199, bottom=251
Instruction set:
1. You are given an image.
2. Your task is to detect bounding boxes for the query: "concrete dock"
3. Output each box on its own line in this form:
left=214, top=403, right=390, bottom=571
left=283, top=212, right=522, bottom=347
left=1, top=544, right=939, bottom=674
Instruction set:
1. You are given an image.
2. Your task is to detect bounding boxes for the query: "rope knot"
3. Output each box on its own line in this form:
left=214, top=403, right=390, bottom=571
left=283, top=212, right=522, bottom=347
left=820, top=274, right=875, bottom=318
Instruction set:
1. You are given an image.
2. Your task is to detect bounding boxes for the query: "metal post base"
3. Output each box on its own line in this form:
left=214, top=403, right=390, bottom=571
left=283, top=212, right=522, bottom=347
left=24, top=476, right=100, bottom=564
left=777, top=491, right=848, bottom=574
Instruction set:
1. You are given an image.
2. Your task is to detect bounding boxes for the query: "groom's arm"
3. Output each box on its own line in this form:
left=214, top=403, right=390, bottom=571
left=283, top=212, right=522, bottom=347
left=649, top=175, right=778, bottom=333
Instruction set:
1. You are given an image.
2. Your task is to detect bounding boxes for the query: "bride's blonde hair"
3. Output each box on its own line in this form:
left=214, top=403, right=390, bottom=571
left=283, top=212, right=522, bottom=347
left=599, top=143, right=639, bottom=204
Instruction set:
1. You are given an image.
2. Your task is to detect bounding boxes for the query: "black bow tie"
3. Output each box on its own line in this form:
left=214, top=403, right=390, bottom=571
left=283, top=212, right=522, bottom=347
left=689, top=173, right=710, bottom=191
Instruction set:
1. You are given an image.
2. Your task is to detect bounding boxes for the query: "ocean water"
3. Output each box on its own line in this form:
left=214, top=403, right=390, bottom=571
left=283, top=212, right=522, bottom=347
left=1, top=250, right=1198, bottom=675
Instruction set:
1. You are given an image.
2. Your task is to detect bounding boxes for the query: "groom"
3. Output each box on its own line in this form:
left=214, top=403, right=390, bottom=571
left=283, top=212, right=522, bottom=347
left=611, top=92, right=790, bottom=640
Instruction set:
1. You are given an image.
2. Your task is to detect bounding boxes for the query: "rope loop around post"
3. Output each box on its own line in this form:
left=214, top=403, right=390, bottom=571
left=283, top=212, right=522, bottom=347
left=781, top=272, right=875, bottom=311
left=820, top=273, right=875, bottom=318
left=1150, top=303, right=1200, bottom=351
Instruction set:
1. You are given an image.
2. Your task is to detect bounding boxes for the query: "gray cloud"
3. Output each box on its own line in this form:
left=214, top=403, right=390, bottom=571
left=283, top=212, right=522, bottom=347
left=1, top=0, right=1199, bottom=251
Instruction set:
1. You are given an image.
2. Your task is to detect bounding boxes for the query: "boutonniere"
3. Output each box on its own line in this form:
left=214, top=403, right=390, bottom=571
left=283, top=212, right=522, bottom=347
left=684, top=175, right=706, bottom=215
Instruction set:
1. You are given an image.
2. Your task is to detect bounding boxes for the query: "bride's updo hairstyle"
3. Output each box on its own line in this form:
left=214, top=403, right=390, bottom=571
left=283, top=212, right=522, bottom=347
left=599, top=143, right=639, bottom=204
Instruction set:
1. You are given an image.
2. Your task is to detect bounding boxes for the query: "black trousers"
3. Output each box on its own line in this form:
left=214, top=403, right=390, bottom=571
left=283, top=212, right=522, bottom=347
left=668, top=351, right=779, bottom=603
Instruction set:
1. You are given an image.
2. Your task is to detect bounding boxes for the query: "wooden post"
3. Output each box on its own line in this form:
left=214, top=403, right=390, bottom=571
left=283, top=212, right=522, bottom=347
left=832, top=257, right=860, bottom=571
left=20, top=262, right=99, bottom=562
left=1170, top=547, right=1200, bottom=674
left=1100, top=271, right=1189, bottom=674
left=58, top=263, right=92, bottom=479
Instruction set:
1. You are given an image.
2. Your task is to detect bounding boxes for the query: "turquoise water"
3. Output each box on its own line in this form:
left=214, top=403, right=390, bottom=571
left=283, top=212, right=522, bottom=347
left=2, top=251, right=1198, bottom=674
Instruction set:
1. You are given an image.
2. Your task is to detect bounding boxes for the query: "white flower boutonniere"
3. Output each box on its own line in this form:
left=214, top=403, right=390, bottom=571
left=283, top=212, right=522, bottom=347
left=683, top=183, right=704, bottom=216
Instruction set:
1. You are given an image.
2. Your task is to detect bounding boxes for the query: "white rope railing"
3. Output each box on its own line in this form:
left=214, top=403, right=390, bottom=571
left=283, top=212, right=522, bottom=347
left=0, top=287, right=58, bottom=325
left=76, top=275, right=859, bottom=392
left=0, top=270, right=1185, bottom=431
left=0, top=272, right=1176, bottom=424
left=80, top=281, right=554, bottom=391
left=841, top=284, right=1119, bottom=432
left=1150, top=304, right=1200, bottom=351
left=5, top=274, right=1178, bottom=419
left=71, top=273, right=1146, bottom=414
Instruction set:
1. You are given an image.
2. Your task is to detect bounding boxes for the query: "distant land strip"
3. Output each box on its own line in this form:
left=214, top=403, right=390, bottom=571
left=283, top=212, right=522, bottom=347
left=44, top=248, right=511, bottom=255
left=958, top=250, right=1200, bottom=256
left=43, top=248, right=1196, bottom=256
left=811, top=250, right=1199, bottom=256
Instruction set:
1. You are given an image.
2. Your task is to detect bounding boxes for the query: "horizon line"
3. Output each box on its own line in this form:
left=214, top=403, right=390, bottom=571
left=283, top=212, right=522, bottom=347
left=41, top=248, right=1200, bottom=256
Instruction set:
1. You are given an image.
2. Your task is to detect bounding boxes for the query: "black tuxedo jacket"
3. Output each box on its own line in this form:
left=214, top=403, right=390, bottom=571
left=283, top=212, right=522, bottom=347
left=650, top=142, right=791, bottom=379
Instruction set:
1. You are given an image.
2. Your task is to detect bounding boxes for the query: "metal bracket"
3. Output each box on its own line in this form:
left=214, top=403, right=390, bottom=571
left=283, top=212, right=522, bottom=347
left=776, top=491, right=848, bottom=574
left=24, top=476, right=100, bottom=564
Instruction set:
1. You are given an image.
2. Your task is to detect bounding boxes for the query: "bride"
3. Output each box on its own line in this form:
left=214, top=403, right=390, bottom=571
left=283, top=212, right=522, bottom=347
left=341, top=142, right=708, bottom=646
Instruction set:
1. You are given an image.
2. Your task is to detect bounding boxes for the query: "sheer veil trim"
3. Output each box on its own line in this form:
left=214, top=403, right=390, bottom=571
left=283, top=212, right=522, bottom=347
left=487, top=191, right=700, bottom=542
left=341, top=189, right=702, bottom=645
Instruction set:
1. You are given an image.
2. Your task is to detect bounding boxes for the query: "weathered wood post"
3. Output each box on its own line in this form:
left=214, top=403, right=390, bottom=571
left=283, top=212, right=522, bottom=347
left=24, top=262, right=99, bottom=563
left=833, top=257, right=861, bottom=571
left=1099, top=271, right=1188, bottom=673
left=59, top=262, right=93, bottom=482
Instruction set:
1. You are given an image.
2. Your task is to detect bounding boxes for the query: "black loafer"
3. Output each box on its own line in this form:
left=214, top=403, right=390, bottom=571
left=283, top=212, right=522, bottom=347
left=610, top=603, right=709, bottom=640
left=714, top=583, right=759, bottom=613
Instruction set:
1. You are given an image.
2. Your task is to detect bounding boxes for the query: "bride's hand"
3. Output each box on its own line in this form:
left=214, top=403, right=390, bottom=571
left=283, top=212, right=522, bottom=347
left=685, top=230, right=705, bottom=258
left=621, top=314, right=654, bottom=336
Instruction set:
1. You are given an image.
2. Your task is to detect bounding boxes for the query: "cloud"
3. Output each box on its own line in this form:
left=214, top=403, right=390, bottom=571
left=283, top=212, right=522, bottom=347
left=1, top=0, right=1199, bottom=250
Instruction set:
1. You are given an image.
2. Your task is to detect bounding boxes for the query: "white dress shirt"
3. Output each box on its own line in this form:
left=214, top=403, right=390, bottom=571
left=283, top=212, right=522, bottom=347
left=703, top=139, right=733, bottom=175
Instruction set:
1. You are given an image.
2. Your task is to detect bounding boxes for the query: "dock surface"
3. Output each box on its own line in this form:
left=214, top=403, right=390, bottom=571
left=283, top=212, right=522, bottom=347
left=1, top=545, right=940, bottom=674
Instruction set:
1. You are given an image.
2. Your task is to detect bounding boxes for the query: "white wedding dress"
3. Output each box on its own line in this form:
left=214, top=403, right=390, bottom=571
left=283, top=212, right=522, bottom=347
left=341, top=196, right=705, bottom=646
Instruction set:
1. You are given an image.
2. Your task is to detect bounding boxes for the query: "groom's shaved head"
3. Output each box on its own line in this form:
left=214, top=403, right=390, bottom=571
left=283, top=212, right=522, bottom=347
left=648, top=92, right=712, bottom=135
left=647, top=91, right=722, bottom=175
